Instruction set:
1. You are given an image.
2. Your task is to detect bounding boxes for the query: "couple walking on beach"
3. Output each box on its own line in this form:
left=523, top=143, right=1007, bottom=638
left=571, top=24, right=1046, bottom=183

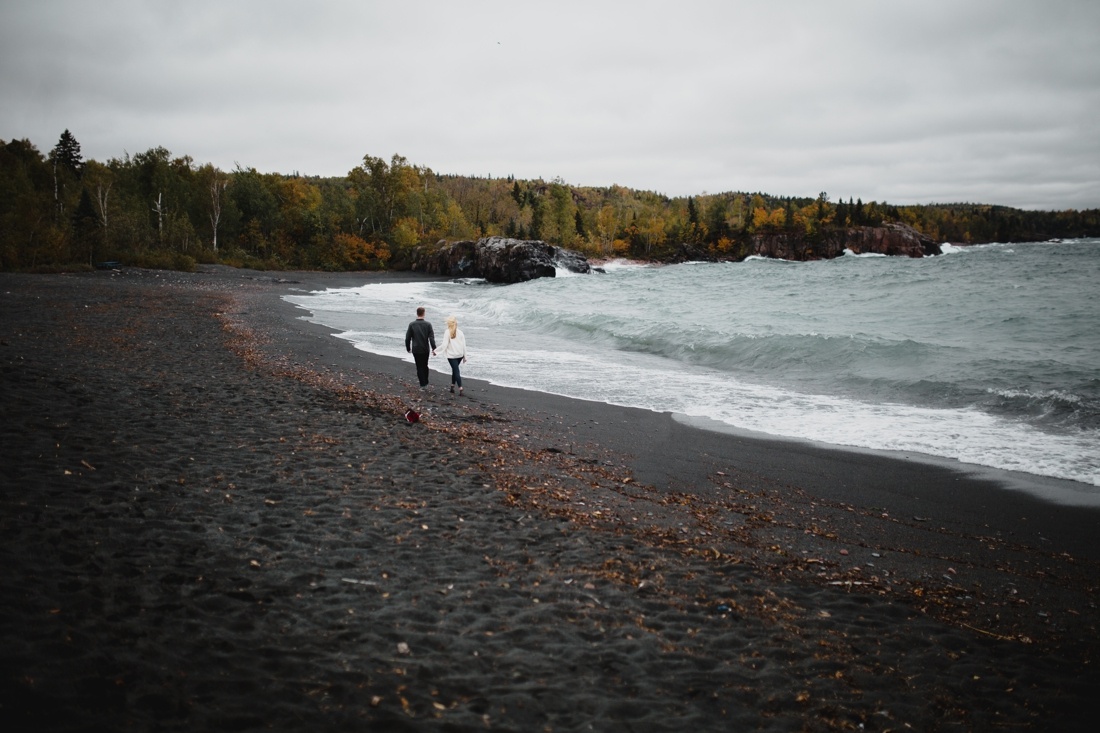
left=404, top=307, right=468, bottom=395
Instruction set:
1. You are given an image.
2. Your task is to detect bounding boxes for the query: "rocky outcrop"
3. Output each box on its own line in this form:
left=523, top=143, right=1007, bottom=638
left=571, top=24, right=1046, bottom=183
left=411, top=226, right=936, bottom=280
left=751, top=223, right=940, bottom=260
left=411, top=237, right=593, bottom=284
left=652, top=242, right=717, bottom=264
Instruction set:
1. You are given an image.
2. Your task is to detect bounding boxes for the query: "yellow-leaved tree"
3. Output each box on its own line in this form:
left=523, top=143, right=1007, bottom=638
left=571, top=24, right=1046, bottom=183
left=391, top=217, right=421, bottom=253
left=331, top=232, right=390, bottom=270
left=596, top=204, right=618, bottom=255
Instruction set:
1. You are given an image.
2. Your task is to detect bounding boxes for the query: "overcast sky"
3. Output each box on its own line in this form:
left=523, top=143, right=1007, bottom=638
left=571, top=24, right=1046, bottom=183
left=2, top=0, right=1098, bottom=210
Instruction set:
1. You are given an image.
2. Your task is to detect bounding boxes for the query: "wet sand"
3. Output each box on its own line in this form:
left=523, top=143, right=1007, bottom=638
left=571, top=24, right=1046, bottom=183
left=1, top=266, right=1097, bottom=731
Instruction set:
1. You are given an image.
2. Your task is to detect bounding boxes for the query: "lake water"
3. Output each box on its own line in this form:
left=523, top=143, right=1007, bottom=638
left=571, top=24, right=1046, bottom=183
left=285, top=238, right=1100, bottom=506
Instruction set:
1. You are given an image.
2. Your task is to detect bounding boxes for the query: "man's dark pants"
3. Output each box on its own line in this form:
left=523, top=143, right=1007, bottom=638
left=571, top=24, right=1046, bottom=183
left=413, top=352, right=430, bottom=387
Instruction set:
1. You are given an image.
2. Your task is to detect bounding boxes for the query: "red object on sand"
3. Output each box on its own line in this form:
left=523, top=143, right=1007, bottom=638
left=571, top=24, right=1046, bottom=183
left=404, top=410, right=420, bottom=423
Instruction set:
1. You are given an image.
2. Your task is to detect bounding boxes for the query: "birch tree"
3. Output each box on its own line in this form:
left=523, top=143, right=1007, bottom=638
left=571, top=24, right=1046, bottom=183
left=83, top=161, right=113, bottom=248
left=152, top=191, right=165, bottom=242
left=202, top=164, right=228, bottom=252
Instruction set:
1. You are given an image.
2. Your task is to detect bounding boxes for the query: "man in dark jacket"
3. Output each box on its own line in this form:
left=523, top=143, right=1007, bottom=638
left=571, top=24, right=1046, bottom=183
left=404, top=306, right=437, bottom=388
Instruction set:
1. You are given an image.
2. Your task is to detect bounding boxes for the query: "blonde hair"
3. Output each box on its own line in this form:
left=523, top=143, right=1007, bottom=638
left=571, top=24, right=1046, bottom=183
left=446, top=315, right=458, bottom=339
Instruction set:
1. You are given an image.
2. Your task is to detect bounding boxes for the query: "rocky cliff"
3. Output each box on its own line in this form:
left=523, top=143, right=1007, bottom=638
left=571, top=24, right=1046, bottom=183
left=751, top=223, right=940, bottom=260
left=410, top=225, right=938, bottom=282
left=410, top=237, right=594, bottom=284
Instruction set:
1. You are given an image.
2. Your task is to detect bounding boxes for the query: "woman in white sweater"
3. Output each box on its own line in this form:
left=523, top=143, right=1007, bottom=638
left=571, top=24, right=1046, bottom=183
left=439, top=315, right=468, bottom=395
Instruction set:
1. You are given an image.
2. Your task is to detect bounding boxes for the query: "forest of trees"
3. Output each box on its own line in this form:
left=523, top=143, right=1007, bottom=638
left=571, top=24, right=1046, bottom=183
left=3, top=130, right=1098, bottom=272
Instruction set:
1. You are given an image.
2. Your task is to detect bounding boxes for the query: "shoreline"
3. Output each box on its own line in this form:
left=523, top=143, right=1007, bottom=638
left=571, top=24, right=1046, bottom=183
left=275, top=268, right=1100, bottom=548
left=282, top=263, right=1100, bottom=507
left=675, top=413, right=1100, bottom=510
left=2, top=265, right=1098, bottom=731
left=255, top=268, right=1100, bottom=644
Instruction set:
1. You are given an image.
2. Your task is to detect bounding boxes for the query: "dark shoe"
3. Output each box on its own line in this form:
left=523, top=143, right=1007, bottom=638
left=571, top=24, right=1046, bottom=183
left=450, top=385, right=455, bottom=393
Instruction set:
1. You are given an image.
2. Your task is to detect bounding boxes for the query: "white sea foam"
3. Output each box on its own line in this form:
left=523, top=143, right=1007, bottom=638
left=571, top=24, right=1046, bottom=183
left=594, top=259, right=650, bottom=271
left=285, top=238, right=1100, bottom=501
left=743, top=255, right=793, bottom=263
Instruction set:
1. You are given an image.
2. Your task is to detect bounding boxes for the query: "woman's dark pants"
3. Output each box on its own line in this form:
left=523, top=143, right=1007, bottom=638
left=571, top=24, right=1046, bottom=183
left=447, top=357, right=463, bottom=387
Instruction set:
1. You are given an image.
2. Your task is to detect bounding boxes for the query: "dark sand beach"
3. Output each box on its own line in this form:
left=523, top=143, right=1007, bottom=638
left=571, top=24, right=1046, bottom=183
left=2, top=266, right=1097, bottom=732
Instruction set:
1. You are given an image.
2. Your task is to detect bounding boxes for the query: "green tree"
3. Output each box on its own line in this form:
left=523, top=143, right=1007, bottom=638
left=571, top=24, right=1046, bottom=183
left=72, top=187, right=99, bottom=264
left=549, top=182, right=575, bottom=245
left=48, top=130, right=84, bottom=222
left=230, top=166, right=280, bottom=256
left=51, top=129, right=83, bottom=177
left=82, top=160, right=114, bottom=256
left=836, top=198, right=849, bottom=228
left=530, top=193, right=547, bottom=240
left=636, top=210, right=666, bottom=255
left=0, top=138, right=69, bottom=268
left=122, top=147, right=198, bottom=252
left=348, top=153, right=423, bottom=240
left=706, top=196, right=731, bottom=240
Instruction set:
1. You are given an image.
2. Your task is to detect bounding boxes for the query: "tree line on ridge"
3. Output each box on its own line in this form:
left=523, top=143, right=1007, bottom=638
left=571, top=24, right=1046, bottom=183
left=2, top=130, right=1097, bottom=272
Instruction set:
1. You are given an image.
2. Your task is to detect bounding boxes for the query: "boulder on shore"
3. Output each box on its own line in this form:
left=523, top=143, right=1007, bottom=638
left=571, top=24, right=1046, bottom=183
left=411, top=237, right=593, bottom=284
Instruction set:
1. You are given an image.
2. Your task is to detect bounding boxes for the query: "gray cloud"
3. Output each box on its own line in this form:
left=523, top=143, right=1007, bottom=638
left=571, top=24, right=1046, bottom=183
left=2, top=0, right=1097, bottom=210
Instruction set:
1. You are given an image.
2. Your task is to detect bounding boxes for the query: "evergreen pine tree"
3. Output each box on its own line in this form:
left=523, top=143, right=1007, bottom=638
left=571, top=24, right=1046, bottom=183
left=52, top=129, right=83, bottom=176
left=836, top=199, right=848, bottom=228
left=73, top=188, right=99, bottom=264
